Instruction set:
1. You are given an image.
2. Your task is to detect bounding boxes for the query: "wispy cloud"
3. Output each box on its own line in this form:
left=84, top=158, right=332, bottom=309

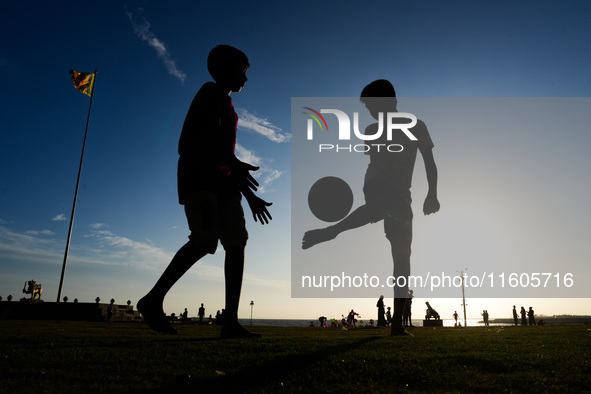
left=0, top=226, right=64, bottom=266
left=0, top=224, right=170, bottom=269
left=235, top=143, right=261, bottom=166
left=236, top=109, right=290, bottom=143
left=84, top=228, right=172, bottom=267
left=125, top=8, right=186, bottom=83
left=262, top=169, right=282, bottom=186
left=235, top=144, right=283, bottom=193
left=26, top=230, right=55, bottom=236
left=52, top=214, right=66, bottom=221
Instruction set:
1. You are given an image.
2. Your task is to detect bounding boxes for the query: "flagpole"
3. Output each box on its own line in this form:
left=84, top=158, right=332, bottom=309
left=57, top=69, right=97, bottom=303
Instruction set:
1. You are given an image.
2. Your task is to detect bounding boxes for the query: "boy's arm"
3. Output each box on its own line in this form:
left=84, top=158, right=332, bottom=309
left=421, top=148, right=440, bottom=215
left=242, top=188, right=273, bottom=225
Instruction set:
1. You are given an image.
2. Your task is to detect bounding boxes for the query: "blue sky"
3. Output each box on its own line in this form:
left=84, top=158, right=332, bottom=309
left=1, top=1, right=590, bottom=321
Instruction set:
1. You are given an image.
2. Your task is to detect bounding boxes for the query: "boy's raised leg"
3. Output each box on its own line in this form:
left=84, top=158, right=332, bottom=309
left=302, top=204, right=383, bottom=249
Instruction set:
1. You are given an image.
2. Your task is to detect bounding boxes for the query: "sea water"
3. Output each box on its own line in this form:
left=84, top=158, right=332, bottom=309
left=239, top=318, right=511, bottom=328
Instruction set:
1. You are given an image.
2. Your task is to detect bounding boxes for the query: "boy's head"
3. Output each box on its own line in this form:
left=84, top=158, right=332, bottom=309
left=360, top=79, right=396, bottom=98
left=208, top=45, right=250, bottom=92
left=360, top=79, right=398, bottom=118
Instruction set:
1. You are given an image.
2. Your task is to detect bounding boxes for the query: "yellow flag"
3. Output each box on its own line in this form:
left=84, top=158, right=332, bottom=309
left=69, top=70, right=95, bottom=97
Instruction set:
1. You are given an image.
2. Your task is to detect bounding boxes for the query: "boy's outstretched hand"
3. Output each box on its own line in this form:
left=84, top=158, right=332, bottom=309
left=232, top=161, right=260, bottom=193
left=244, top=191, right=273, bottom=224
left=423, top=193, right=440, bottom=215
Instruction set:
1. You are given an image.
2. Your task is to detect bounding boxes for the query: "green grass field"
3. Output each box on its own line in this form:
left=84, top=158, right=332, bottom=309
left=1, top=320, right=590, bottom=393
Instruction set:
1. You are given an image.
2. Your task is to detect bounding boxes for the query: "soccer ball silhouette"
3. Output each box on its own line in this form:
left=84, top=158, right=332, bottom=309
left=307, top=176, right=353, bottom=222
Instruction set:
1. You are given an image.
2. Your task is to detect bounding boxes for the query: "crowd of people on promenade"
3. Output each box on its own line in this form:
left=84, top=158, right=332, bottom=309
left=512, top=305, right=539, bottom=326
left=317, top=297, right=543, bottom=329
left=164, top=303, right=230, bottom=325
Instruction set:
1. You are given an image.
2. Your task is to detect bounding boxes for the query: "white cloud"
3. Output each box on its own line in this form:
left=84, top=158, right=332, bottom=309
left=52, top=214, right=66, bottom=221
left=0, top=227, right=63, bottom=266
left=235, top=143, right=261, bottom=166
left=263, top=169, right=282, bottom=185
left=235, top=144, right=283, bottom=193
left=0, top=223, right=171, bottom=271
left=236, top=108, right=290, bottom=143
left=125, top=9, right=186, bottom=83
left=25, top=230, right=55, bottom=236
left=85, top=228, right=172, bottom=267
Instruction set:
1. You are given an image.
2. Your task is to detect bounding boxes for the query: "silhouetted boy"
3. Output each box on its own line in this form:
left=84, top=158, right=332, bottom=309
left=138, top=45, right=272, bottom=338
left=303, top=80, right=439, bottom=336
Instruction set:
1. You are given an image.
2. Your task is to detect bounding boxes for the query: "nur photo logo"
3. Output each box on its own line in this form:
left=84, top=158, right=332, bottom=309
left=302, top=106, right=418, bottom=153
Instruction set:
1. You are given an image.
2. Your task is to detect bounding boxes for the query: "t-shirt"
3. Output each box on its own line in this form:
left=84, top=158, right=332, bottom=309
left=364, top=117, right=434, bottom=205
left=177, top=82, right=238, bottom=204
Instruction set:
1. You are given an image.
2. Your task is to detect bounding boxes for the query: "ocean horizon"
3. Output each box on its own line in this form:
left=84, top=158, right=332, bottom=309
left=237, top=318, right=509, bottom=328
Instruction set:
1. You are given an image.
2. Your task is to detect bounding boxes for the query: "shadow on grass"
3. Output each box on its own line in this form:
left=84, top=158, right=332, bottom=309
left=174, top=335, right=383, bottom=392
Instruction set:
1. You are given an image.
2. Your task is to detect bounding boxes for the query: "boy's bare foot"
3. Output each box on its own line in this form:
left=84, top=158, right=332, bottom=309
left=221, top=322, right=261, bottom=339
left=302, top=227, right=337, bottom=250
left=137, top=296, right=178, bottom=335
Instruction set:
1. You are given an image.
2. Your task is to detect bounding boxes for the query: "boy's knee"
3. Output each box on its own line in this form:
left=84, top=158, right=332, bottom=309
left=188, top=235, right=218, bottom=255
left=367, top=203, right=388, bottom=222
left=221, top=238, right=247, bottom=251
left=386, top=231, right=412, bottom=248
left=220, top=224, right=248, bottom=251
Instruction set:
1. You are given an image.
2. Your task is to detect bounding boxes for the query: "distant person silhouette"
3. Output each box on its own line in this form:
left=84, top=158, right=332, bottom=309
left=182, top=308, right=188, bottom=324
left=404, top=289, right=414, bottom=327
left=512, top=305, right=519, bottom=326
left=198, top=303, right=205, bottom=324
left=137, top=45, right=272, bottom=338
left=520, top=306, right=527, bottom=326
left=482, top=310, right=489, bottom=326
left=376, top=295, right=387, bottom=327
left=386, top=306, right=392, bottom=326
left=453, top=310, right=459, bottom=326
left=348, top=309, right=359, bottom=326
left=302, top=80, right=439, bottom=336
left=528, top=307, right=536, bottom=326
left=107, top=301, right=115, bottom=322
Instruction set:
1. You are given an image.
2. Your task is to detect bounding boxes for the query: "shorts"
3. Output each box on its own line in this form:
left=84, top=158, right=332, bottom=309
left=363, top=176, right=413, bottom=241
left=183, top=191, right=248, bottom=254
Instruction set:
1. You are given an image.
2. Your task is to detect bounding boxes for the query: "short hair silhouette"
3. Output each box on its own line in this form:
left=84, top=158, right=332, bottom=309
left=360, top=79, right=396, bottom=99
left=207, top=45, right=250, bottom=82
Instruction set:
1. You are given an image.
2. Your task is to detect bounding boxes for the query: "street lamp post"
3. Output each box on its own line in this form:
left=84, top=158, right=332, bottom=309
left=250, top=300, right=254, bottom=326
left=458, top=268, right=468, bottom=327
